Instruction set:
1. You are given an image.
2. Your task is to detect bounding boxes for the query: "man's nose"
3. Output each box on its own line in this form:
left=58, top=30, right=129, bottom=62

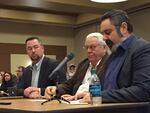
left=31, top=48, right=36, bottom=52
left=102, top=34, right=108, bottom=40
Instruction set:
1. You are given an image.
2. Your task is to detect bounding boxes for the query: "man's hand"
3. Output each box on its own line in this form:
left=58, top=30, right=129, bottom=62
left=44, top=86, right=57, bottom=99
left=61, top=92, right=91, bottom=104
left=28, top=91, right=41, bottom=99
left=61, top=94, right=75, bottom=101
left=24, top=87, right=40, bottom=98
left=75, top=91, right=91, bottom=104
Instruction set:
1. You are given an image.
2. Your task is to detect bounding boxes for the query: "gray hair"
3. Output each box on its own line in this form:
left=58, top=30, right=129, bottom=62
left=86, top=32, right=111, bottom=55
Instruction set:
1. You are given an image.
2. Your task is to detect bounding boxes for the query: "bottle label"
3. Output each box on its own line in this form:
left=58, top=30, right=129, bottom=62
left=89, top=84, right=101, bottom=97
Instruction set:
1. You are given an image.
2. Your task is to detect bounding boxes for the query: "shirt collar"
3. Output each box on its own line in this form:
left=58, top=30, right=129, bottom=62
left=33, top=55, right=45, bottom=70
left=89, top=59, right=102, bottom=68
left=118, top=34, right=133, bottom=50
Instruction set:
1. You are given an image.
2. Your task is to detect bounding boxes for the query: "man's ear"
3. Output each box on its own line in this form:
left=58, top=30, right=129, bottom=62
left=120, top=22, right=128, bottom=35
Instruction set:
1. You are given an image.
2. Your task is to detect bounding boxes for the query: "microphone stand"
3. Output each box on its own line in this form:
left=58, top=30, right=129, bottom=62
left=41, top=71, right=70, bottom=105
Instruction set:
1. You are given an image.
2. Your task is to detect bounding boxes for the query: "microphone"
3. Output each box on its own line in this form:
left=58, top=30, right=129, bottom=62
left=49, top=52, right=75, bottom=78
left=41, top=53, right=74, bottom=105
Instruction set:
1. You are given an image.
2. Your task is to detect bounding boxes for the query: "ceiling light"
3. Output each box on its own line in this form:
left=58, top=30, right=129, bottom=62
left=90, top=0, right=127, bottom=3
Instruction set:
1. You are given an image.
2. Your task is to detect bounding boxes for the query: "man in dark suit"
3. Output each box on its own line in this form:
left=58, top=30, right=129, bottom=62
left=44, top=32, right=111, bottom=100
left=17, top=37, right=66, bottom=98
left=67, top=9, right=150, bottom=103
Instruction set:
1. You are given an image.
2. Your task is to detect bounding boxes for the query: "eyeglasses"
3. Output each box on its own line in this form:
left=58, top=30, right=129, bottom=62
left=83, top=44, right=100, bottom=50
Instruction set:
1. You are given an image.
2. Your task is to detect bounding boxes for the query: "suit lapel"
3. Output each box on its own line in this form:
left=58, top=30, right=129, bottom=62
left=37, top=57, right=46, bottom=87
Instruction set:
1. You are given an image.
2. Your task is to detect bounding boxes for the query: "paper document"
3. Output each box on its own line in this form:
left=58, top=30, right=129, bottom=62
left=63, top=99, right=88, bottom=104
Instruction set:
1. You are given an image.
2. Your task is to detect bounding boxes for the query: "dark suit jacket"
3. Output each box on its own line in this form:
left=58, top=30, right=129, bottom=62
left=102, top=34, right=150, bottom=103
left=17, top=56, right=66, bottom=96
left=57, top=54, right=109, bottom=96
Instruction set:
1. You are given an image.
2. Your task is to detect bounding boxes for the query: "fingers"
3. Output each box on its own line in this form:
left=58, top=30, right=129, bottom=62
left=79, top=92, right=91, bottom=104
left=28, top=91, right=41, bottom=99
left=24, top=87, right=32, bottom=97
left=74, top=91, right=91, bottom=102
left=61, top=94, right=71, bottom=98
left=60, top=92, right=91, bottom=104
left=44, top=86, right=56, bottom=99
left=24, top=87, right=30, bottom=96
left=74, top=92, right=85, bottom=100
left=24, top=87, right=39, bottom=98
left=61, top=94, right=75, bottom=101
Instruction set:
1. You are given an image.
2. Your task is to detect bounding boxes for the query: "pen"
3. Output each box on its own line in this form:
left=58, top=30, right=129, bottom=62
left=0, top=102, right=12, bottom=105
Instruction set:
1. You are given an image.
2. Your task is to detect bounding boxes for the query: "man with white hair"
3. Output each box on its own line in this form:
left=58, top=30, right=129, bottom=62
left=44, top=32, right=110, bottom=100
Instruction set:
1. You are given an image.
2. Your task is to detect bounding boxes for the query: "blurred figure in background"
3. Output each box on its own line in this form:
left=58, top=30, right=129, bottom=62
left=15, top=66, right=25, bottom=88
left=0, top=72, right=17, bottom=93
left=66, top=64, right=76, bottom=80
left=16, top=66, right=25, bottom=80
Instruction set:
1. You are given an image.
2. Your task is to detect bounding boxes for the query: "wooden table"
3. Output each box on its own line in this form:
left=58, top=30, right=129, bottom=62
left=0, top=98, right=150, bottom=113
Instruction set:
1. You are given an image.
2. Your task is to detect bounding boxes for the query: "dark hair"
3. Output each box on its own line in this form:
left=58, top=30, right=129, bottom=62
left=100, top=9, right=133, bottom=33
left=25, top=36, right=42, bottom=44
left=18, top=66, right=25, bottom=72
left=2, top=72, right=13, bottom=82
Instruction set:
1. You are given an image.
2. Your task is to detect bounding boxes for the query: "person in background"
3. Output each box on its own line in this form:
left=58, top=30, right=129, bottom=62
left=17, top=36, right=66, bottom=98
left=68, top=9, right=150, bottom=103
left=15, top=66, right=25, bottom=88
left=16, top=66, right=25, bottom=80
left=66, top=64, right=76, bottom=80
left=44, top=32, right=111, bottom=100
left=0, top=72, right=17, bottom=93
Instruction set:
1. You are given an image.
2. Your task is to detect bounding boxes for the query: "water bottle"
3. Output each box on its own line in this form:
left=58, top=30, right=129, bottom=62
left=89, top=68, right=102, bottom=105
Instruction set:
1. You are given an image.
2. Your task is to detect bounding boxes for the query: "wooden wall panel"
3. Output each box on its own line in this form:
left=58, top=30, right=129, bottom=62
left=0, top=53, right=10, bottom=71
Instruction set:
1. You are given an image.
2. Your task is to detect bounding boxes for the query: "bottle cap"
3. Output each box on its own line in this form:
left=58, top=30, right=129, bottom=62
left=91, top=68, right=96, bottom=75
